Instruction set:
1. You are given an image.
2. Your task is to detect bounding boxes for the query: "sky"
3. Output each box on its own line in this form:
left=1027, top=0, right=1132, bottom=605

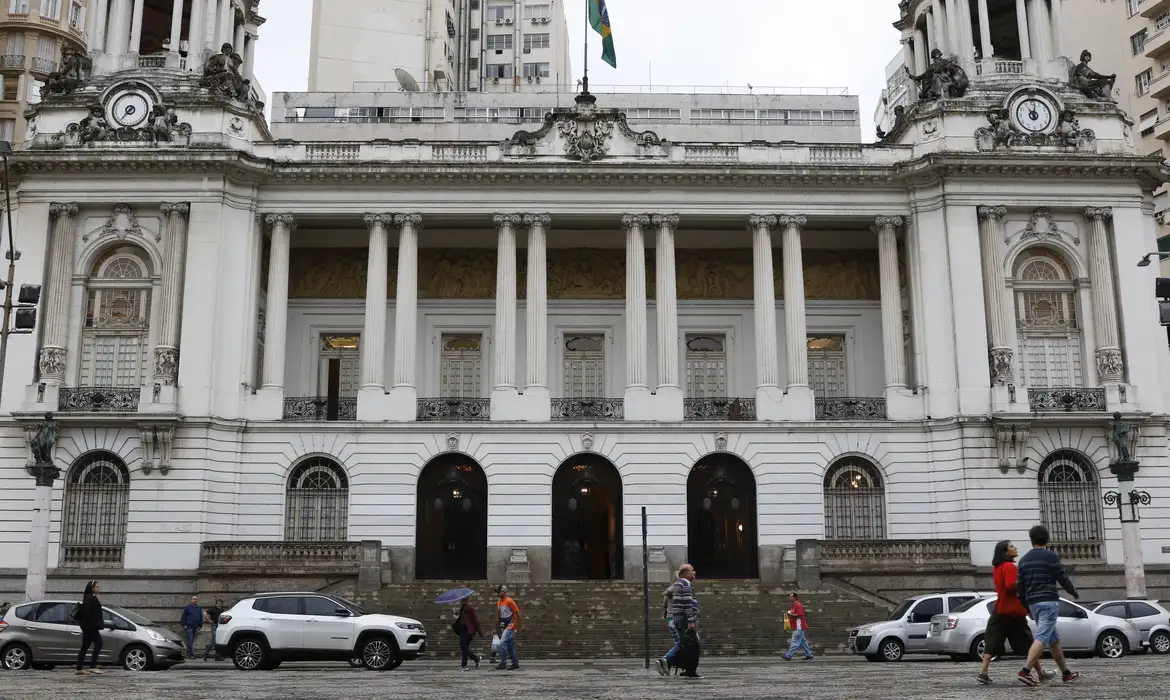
left=253, top=0, right=904, bottom=135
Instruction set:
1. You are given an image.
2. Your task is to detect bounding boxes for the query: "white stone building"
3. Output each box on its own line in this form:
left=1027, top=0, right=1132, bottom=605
left=308, top=0, right=574, bottom=94
left=3, top=0, right=1170, bottom=597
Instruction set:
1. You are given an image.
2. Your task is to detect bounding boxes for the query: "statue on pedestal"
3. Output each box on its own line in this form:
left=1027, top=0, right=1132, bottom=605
left=1108, top=412, right=1134, bottom=465
left=29, top=413, right=57, bottom=467
left=199, top=43, right=251, bottom=101
left=42, top=46, right=91, bottom=98
left=910, top=49, right=969, bottom=101
left=1070, top=50, right=1116, bottom=101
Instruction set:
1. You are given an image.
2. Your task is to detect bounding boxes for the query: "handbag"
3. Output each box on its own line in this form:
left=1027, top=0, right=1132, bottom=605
left=783, top=614, right=793, bottom=632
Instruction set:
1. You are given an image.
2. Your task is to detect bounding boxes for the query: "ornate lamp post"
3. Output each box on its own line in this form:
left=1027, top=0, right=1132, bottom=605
left=1105, top=412, right=1148, bottom=598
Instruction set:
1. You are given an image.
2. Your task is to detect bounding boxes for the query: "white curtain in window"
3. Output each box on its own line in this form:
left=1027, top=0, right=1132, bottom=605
left=6, top=33, right=24, bottom=54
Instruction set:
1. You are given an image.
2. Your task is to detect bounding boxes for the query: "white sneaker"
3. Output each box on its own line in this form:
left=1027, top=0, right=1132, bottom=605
left=655, top=657, right=668, bottom=676
left=461, top=666, right=470, bottom=673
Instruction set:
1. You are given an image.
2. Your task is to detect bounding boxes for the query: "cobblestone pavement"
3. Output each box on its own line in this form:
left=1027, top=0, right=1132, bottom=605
left=1, top=656, right=1168, bottom=700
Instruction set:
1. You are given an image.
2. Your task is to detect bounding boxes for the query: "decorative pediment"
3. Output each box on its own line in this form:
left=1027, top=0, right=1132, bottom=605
left=503, top=103, right=669, bottom=162
left=83, top=204, right=159, bottom=243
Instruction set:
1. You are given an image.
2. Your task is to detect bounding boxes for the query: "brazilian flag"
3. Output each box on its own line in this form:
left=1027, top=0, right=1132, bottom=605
left=589, top=0, right=616, bottom=68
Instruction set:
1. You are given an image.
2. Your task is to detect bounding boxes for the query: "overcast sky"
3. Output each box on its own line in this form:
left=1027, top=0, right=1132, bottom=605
left=254, top=0, right=903, bottom=135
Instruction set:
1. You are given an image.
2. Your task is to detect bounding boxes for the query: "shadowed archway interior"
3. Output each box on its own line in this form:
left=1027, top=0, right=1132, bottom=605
left=415, top=454, right=488, bottom=580
left=551, top=454, right=623, bottom=580
left=687, top=454, right=758, bottom=579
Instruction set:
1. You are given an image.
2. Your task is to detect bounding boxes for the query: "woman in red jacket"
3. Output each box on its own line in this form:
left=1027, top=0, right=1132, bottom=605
left=977, top=541, right=1053, bottom=685
left=455, top=597, right=484, bottom=671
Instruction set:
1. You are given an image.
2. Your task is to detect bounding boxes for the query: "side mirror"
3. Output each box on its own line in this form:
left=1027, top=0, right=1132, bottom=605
left=103, top=622, right=117, bottom=630
left=1077, top=609, right=1088, bottom=619
left=333, top=608, right=351, bottom=617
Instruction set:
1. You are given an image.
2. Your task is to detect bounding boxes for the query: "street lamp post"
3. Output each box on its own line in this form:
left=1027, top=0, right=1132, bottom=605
left=1105, top=412, right=1147, bottom=598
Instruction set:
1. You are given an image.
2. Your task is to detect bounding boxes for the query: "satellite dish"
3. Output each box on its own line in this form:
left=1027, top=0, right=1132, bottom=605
left=395, top=68, right=420, bottom=92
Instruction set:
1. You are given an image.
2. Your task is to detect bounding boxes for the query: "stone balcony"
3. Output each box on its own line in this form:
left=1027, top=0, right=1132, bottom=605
left=58, top=386, right=141, bottom=413
left=1027, top=388, right=1108, bottom=413
left=416, top=397, right=491, bottom=422
left=282, top=396, right=357, bottom=421
left=550, top=398, right=624, bottom=421
left=683, top=397, right=757, bottom=421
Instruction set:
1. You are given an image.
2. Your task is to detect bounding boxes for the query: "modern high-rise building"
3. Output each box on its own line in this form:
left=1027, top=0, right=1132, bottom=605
left=308, top=0, right=573, bottom=93
left=0, top=0, right=90, bottom=147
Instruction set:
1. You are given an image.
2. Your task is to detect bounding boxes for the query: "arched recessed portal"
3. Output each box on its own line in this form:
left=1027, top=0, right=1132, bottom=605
left=687, top=454, right=758, bottom=579
left=415, top=454, right=488, bottom=580
left=551, top=454, right=623, bottom=580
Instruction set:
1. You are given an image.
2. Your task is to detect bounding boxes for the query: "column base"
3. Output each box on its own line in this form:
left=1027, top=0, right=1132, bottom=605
left=381, top=385, right=419, bottom=421
left=138, top=384, right=179, bottom=415
left=22, top=383, right=59, bottom=412
left=520, top=385, right=552, bottom=422
left=356, top=386, right=389, bottom=421
left=885, top=385, right=925, bottom=420
left=623, top=385, right=655, bottom=421
left=165, top=51, right=184, bottom=69
left=777, top=385, right=816, bottom=421
left=755, top=385, right=786, bottom=421
left=248, top=386, right=285, bottom=421
left=490, top=386, right=525, bottom=421
left=650, top=385, right=684, bottom=422
left=991, top=383, right=1030, bottom=413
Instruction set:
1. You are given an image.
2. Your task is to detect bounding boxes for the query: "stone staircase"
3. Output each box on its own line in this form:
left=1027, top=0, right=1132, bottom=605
left=353, top=580, right=894, bottom=659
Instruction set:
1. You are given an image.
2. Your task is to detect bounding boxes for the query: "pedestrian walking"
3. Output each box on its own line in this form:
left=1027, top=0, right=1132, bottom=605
left=656, top=564, right=701, bottom=678
left=976, top=540, right=1053, bottom=685
left=454, top=596, right=484, bottom=671
left=202, top=598, right=225, bottom=661
left=493, top=586, right=522, bottom=670
left=179, top=595, right=203, bottom=659
left=782, top=593, right=814, bottom=660
left=1017, top=525, right=1080, bottom=686
left=659, top=580, right=682, bottom=675
left=73, top=580, right=104, bottom=676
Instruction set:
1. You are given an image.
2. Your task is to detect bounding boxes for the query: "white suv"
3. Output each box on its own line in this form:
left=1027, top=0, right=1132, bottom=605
left=213, top=592, right=426, bottom=671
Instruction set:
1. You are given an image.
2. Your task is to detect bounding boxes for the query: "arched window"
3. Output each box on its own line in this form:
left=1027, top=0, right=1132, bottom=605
left=61, top=451, right=131, bottom=567
left=1038, top=450, right=1103, bottom=558
left=80, top=246, right=154, bottom=388
left=1013, top=249, right=1083, bottom=388
left=284, top=457, right=349, bottom=541
left=823, top=457, right=887, bottom=540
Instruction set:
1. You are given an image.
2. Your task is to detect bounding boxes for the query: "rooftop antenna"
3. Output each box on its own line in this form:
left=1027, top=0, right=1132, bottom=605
left=395, top=68, right=421, bottom=92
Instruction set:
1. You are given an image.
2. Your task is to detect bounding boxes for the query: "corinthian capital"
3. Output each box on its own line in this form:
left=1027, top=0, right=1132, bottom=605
left=523, top=214, right=552, bottom=228
left=265, top=213, right=297, bottom=230
left=393, top=213, right=423, bottom=228
left=872, top=215, right=904, bottom=232
left=160, top=202, right=190, bottom=217
left=49, top=202, right=79, bottom=218
left=364, top=213, right=394, bottom=228
left=1084, top=206, right=1113, bottom=222
left=778, top=214, right=807, bottom=230
left=651, top=214, right=679, bottom=230
left=621, top=214, right=650, bottom=228
left=748, top=214, right=777, bottom=231
left=493, top=213, right=523, bottom=228
left=977, top=205, right=1008, bottom=222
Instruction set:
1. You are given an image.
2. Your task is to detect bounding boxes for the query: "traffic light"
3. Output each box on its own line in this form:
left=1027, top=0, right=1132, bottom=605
left=17, top=284, right=40, bottom=305
left=7, top=283, right=39, bottom=333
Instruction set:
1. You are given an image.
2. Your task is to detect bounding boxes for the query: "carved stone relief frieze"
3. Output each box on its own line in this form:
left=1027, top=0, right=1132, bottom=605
left=785, top=250, right=882, bottom=301
left=419, top=249, right=497, bottom=299
left=676, top=249, right=753, bottom=300
left=288, top=248, right=372, bottom=299
left=546, top=249, right=626, bottom=299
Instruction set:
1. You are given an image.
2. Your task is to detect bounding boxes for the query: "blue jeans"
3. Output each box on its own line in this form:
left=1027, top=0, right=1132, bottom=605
left=498, top=628, right=518, bottom=666
left=184, top=626, right=199, bottom=656
left=1029, top=602, right=1060, bottom=645
left=785, top=630, right=814, bottom=658
left=203, top=624, right=218, bottom=658
left=664, top=618, right=682, bottom=661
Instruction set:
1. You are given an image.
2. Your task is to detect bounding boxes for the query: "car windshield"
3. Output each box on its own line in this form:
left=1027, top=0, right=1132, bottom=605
left=888, top=599, right=914, bottom=621
left=331, top=596, right=370, bottom=616
left=952, top=598, right=988, bottom=614
left=105, top=605, right=155, bottom=626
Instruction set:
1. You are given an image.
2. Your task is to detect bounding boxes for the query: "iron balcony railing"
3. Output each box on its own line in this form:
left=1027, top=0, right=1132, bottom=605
left=282, top=397, right=357, bottom=421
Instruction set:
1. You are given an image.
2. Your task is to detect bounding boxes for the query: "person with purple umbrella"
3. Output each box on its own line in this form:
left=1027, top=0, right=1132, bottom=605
left=454, top=595, right=484, bottom=671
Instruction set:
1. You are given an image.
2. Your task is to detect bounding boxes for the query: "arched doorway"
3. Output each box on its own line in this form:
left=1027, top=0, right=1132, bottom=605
left=551, top=455, right=623, bottom=580
left=416, top=454, right=488, bottom=580
left=687, top=454, right=758, bottom=578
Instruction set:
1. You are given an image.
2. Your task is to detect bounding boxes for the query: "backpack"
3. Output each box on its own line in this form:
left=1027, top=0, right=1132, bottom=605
left=71, top=603, right=82, bottom=623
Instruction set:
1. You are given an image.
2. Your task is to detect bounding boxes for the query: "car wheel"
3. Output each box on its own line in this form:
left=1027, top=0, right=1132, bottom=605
left=968, top=635, right=986, bottom=662
left=1096, top=631, right=1127, bottom=659
left=348, top=657, right=363, bottom=668
left=1, top=643, right=32, bottom=671
left=360, top=636, right=398, bottom=671
left=232, top=637, right=267, bottom=671
left=879, top=638, right=905, bottom=662
left=121, top=644, right=154, bottom=672
left=1149, top=631, right=1170, bottom=655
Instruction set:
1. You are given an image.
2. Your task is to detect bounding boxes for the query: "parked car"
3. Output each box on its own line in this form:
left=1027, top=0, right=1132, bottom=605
left=213, top=592, right=427, bottom=671
left=1091, top=600, right=1170, bottom=654
left=847, top=591, right=991, bottom=661
left=0, top=600, right=186, bottom=671
left=925, top=596, right=1141, bottom=660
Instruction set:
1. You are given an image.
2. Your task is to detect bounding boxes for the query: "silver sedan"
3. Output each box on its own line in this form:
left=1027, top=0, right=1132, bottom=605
left=925, top=597, right=1140, bottom=661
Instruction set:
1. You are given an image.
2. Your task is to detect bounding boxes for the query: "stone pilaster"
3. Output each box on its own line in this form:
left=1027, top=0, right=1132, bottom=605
left=652, top=214, right=680, bottom=390
left=874, top=215, right=907, bottom=389
left=152, top=202, right=190, bottom=386
left=261, top=213, right=295, bottom=390
left=38, top=203, right=79, bottom=384
left=1085, top=207, right=1124, bottom=384
left=977, top=206, right=1013, bottom=386
left=360, top=214, right=392, bottom=390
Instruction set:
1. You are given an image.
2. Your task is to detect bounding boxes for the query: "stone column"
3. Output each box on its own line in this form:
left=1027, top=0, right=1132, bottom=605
left=152, top=203, right=191, bottom=387
left=37, top=203, right=79, bottom=385
left=925, top=9, right=936, bottom=53
left=244, top=32, right=257, bottom=77
left=976, top=0, right=993, bottom=59
left=261, top=213, right=294, bottom=390
left=491, top=214, right=521, bottom=416
left=652, top=215, right=680, bottom=390
left=360, top=214, right=392, bottom=391
left=523, top=214, right=550, bottom=392
left=234, top=21, right=245, bottom=55
left=383, top=214, right=421, bottom=422
left=914, top=26, right=928, bottom=73
left=1085, top=207, right=1124, bottom=384
left=1015, top=0, right=1031, bottom=60
left=187, top=0, right=203, bottom=61
left=108, top=0, right=131, bottom=56
left=875, top=216, right=907, bottom=389
left=779, top=215, right=815, bottom=420
left=204, top=0, right=219, bottom=54
left=91, top=0, right=110, bottom=53
left=166, top=0, right=185, bottom=66
left=1050, top=0, right=1065, bottom=60
left=218, top=0, right=233, bottom=47
left=1033, top=0, right=1052, bottom=62
left=752, top=215, right=784, bottom=421
left=622, top=215, right=653, bottom=419
left=128, top=0, right=145, bottom=59
left=977, top=206, right=1013, bottom=386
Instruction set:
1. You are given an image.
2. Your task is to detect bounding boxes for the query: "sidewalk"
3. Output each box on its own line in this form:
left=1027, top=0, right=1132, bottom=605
left=176, top=655, right=865, bottom=671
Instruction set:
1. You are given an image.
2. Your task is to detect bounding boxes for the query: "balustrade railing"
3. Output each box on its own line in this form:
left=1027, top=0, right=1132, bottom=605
left=815, top=397, right=888, bottom=420
left=975, top=59, right=1025, bottom=76
left=0, top=54, right=25, bottom=69
left=432, top=143, right=489, bottom=160
left=551, top=398, right=624, bottom=421
left=1027, top=388, right=1107, bottom=412
left=809, top=145, right=864, bottom=162
left=30, top=57, right=55, bottom=73
left=59, top=387, right=141, bottom=413
left=59, top=544, right=124, bottom=568
left=683, top=397, right=756, bottom=421
left=306, top=143, right=361, bottom=161
left=416, top=397, right=491, bottom=421
left=282, top=397, right=357, bottom=421
left=1049, top=541, right=1103, bottom=561
left=683, top=145, right=739, bottom=162
left=137, top=55, right=167, bottom=69
left=200, top=541, right=363, bottom=570
left=819, top=539, right=971, bottom=571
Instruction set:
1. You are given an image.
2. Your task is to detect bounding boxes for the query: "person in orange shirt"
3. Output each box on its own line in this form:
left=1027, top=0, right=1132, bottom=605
left=493, top=586, right=522, bottom=670
left=977, top=540, right=1053, bottom=686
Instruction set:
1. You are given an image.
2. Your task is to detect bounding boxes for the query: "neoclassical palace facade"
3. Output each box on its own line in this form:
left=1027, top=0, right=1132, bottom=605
left=3, top=1, right=1170, bottom=589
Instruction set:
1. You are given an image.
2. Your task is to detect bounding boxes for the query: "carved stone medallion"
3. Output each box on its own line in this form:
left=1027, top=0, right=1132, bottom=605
left=558, top=113, right=614, bottom=162
left=989, top=347, right=1014, bottom=386
left=83, top=204, right=157, bottom=243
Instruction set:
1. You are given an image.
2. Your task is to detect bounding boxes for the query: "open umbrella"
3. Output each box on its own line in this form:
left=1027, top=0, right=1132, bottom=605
left=433, top=587, right=474, bottom=605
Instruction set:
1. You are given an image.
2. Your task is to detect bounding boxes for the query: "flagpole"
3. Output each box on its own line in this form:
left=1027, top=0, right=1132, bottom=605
left=580, top=0, right=592, bottom=102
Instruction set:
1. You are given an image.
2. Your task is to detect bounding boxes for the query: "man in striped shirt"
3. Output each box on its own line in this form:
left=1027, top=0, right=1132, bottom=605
left=656, top=564, right=699, bottom=676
